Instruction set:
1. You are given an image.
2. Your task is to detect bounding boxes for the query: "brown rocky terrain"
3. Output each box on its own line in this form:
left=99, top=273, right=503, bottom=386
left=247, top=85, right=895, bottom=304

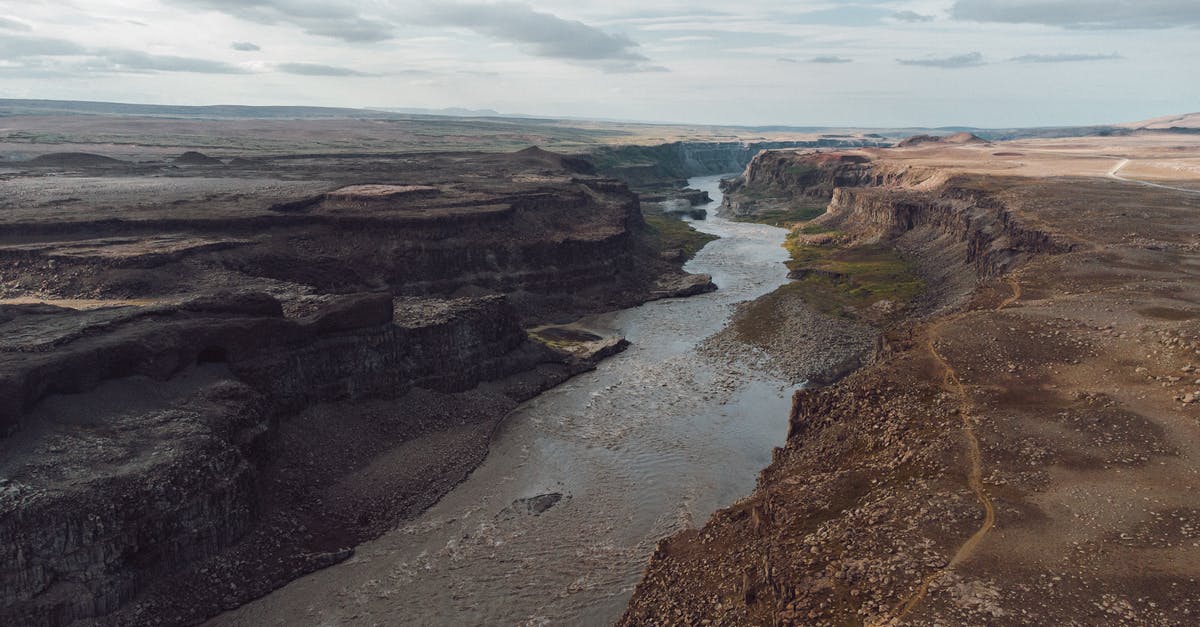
left=0, top=146, right=715, bottom=625
left=623, top=134, right=1200, bottom=625
left=896, top=132, right=990, bottom=148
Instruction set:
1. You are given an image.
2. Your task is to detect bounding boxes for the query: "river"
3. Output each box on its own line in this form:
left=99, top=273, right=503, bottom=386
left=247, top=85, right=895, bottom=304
left=211, top=174, right=796, bottom=626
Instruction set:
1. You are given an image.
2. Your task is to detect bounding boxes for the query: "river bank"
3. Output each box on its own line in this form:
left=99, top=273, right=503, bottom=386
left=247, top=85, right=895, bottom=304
left=205, top=174, right=857, bottom=625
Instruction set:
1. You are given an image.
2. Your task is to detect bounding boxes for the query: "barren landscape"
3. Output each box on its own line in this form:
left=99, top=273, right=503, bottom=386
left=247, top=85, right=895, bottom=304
left=4, top=0, right=1200, bottom=623
left=1, top=98, right=1199, bottom=627
left=623, top=132, right=1200, bottom=625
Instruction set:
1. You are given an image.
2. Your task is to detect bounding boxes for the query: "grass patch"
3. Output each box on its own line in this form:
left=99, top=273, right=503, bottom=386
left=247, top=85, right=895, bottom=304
left=644, top=213, right=718, bottom=260
left=528, top=327, right=602, bottom=350
left=732, top=202, right=827, bottom=227
left=799, top=224, right=839, bottom=235
left=784, top=163, right=819, bottom=177
left=782, top=234, right=924, bottom=319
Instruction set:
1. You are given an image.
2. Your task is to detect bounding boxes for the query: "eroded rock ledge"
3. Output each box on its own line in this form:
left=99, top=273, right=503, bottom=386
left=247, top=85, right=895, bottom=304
left=0, top=147, right=710, bottom=625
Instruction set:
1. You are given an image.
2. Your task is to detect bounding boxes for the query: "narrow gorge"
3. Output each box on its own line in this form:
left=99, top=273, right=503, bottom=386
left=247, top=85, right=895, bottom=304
left=6, top=129, right=1199, bottom=627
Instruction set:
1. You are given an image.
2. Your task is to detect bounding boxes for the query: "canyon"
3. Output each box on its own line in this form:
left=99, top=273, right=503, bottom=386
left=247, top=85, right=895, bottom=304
left=2, top=105, right=1199, bottom=627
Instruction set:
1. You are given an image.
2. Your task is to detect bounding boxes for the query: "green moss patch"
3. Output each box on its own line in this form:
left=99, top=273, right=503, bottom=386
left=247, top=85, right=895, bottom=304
left=734, top=204, right=827, bottom=227
left=782, top=233, right=924, bottom=319
left=643, top=213, right=718, bottom=260
left=529, top=327, right=603, bottom=350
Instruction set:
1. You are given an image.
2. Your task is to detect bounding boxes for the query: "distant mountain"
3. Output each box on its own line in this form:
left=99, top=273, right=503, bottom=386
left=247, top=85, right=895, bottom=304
left=0, top=99, right=404, bottom=120
left=375, top=106, right=504, bottom=118
left=1122, top=112, right=1200, bottom=130
left=897, top=132, right=989, bottom=148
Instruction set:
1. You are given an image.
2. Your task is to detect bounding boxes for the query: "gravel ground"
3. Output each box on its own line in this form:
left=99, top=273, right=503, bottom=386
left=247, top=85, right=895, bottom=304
left=700, top=290, right=880, bottom=386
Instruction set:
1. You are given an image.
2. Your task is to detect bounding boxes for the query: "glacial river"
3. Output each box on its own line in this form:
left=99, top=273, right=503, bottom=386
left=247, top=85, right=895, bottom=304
left=213, top=175, right=795, bottom=626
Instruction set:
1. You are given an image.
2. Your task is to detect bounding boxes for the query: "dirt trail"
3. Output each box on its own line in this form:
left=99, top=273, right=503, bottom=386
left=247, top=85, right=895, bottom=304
left=872, top=277, right=1019, bottom=626
left=1106, top=157, right=1200, bottom=195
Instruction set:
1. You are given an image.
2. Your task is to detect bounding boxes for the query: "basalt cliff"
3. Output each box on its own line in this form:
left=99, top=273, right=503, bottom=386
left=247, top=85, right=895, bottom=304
left=0, top=146, right=709, bottom=625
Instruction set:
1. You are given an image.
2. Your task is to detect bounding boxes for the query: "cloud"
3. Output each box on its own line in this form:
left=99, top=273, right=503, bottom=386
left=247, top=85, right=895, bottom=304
left=1010, top=52, right=1123, bottom=63
left=166, top=0, right=393, bottom=42
left=892, top=10, right=934, bottom=23
left=275, top=62, right=372, bottom=76
left=897, top=51, right=986, bottom=68
left=0, top=36, right=87, bottom=57
left=95, top=50, right=251, bottom=74
left=810, top=55, right=853, bottom=64
left=417, top=2, right=652, bottom=67
left=951, top=0, right=1200, bottom=29
left=0, top=16, right=32, bottom=31
left=170, top=1, right=657, bottom=70
left=777, top=57, right=798, bottom=63
left=0, top=34, right=249, bottom=75
left=232, top=41, right=261, bottom=52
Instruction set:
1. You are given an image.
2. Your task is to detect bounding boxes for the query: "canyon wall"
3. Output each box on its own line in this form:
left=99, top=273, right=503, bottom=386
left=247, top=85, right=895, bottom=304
left=0, top=292, right=572, bottom=625
left=722, top=149, right=1064, bottom=277
left=589, top=139, right=886, bottom=190
left=0, top=148, right=708, bottom=625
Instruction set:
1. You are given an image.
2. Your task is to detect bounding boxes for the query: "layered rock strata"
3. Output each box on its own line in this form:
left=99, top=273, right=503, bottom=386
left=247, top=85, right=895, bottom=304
left=0, top=147, right=703, bottom=625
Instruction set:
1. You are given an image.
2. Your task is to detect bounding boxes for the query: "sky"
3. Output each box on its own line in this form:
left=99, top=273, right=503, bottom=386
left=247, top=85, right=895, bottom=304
left=0, top=0, right=1197, bottom=128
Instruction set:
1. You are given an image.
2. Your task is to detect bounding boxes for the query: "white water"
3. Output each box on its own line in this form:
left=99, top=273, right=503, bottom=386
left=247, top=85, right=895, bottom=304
left=212, top=175, right=796, bottom=626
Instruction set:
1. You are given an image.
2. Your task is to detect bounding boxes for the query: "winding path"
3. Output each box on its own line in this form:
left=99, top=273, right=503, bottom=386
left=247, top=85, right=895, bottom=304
left=1107, top=157, right=1200, bottom=195
left=872, top=277, right=1020, bottom=626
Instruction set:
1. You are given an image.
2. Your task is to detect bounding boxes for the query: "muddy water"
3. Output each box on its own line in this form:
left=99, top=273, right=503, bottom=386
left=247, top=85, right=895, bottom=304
left=213, top=175, right=795, bottom=626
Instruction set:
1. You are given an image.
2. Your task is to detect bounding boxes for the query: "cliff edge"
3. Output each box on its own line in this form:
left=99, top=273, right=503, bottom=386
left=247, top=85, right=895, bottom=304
left=623, top=134, right=1200, bottom=625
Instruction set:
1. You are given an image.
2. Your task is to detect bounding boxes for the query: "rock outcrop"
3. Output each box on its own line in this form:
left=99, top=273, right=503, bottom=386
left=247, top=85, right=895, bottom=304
left=173, top=151, right=223, bottom=166
left=0, top=291, right=573, bottom=625
left=896, top=132, right=989, bottom=148
left=589, top=139, right=888, bottom=190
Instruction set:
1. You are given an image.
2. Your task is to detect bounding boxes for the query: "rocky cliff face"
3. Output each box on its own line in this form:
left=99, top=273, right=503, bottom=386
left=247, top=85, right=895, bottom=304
left=823, top=185, right=1064, bottom=278
left=590, top=139, right=886, bottom=190
left=0, top=292, right=569, bottom=625
left=0, top=149, right=708, bottom=325
left=0, top=148, right=699, bottom=625
left=720, top=150, right=947, bottom=219
left=720, top=150, right=1064, bottom=277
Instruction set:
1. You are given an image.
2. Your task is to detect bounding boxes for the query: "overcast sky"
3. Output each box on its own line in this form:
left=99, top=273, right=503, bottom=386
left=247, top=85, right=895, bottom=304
left=1, top=0, right=1197, bottom=127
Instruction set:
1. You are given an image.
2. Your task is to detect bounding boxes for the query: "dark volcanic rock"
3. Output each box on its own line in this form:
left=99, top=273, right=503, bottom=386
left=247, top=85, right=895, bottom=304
left=174, top=151, right=223, bottom=165
left=181, top=291, right=285, bottom=317
left=897, top=132, right=988, bottom=148
left=301, top=292, right=395, bottom=333
left=515, top=492, right=565, bottom=515
left=0, top=146, right=721, bottom=625
left=0, top=294, right=563, bottom=625
left=26, top=152, right=125, bottom=167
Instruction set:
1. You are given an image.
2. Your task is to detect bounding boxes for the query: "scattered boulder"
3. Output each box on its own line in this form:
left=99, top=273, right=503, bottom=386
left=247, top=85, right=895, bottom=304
left=174, top=151, right=223, bottom=165
left=301, top=293, right=395, bottom=333
left=26, top=152, right=125, bottom=167
left=514, top=492, right=565, bottom=515
left=180, top=291, right=284, bottom=318
left=655, top=273, right=718, bottom=299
